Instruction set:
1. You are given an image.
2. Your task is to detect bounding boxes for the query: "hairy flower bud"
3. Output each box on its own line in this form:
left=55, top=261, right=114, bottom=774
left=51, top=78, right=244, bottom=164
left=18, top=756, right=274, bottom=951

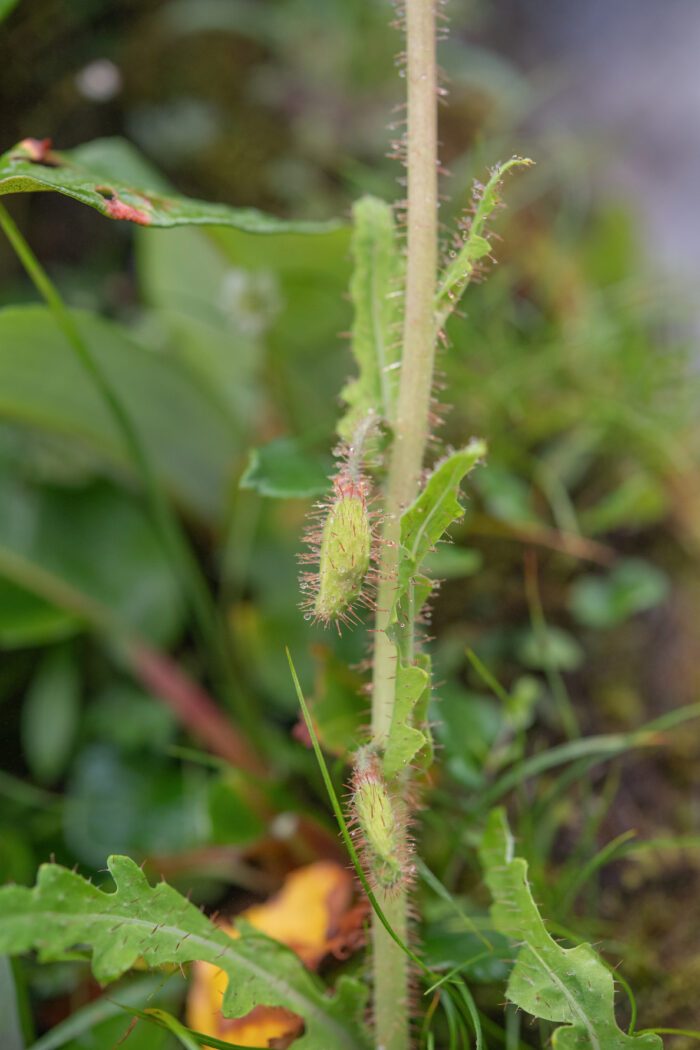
left=351, top=748, right=405, bottom=891
left=299, top=460, right=378, bottom=630
left=314, top=476, right=371, bottom=622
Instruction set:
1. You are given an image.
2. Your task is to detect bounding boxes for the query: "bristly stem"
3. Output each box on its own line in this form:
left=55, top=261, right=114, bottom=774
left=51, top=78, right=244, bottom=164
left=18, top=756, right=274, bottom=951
left=370, top=0, right=438, bottom=1047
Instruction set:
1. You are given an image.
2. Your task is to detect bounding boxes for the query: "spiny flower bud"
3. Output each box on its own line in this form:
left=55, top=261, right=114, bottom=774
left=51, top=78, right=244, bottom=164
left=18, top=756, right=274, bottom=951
left=299, top=455, right=379, bottom=631
left=351, top=748, right=405, bottom=891
left=314, top=475, right=371, bottom=622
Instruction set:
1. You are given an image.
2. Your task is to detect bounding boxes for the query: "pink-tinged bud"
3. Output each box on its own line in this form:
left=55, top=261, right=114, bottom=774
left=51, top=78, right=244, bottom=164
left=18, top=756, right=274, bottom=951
left=299, top=467, right=377, bottom=631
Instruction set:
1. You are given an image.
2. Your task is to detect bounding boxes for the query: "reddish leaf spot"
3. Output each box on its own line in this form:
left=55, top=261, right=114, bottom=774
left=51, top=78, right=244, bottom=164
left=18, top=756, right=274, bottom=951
left=102, top=193, right=152, bottom=226
left=12, top=138, right=61, bottom=166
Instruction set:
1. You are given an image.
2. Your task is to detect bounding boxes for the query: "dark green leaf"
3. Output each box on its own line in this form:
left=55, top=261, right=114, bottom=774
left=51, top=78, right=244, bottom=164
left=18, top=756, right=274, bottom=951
left=0, top=580, right=77, bottom=648
left=208, top=774, right=265, bottom=845
left=579, top=472, right=668, bottom=534
left=0, top=138, right=342, bottom=233
left=240, top=438, right=330, bottom=498
left=0, top=0, right=20, bottom=24
left=568, top=559, right=669, bottom=629
left=21, top=647, right=80, bottom=784
left=0, top=305, right=236, bottom=521
left=0, top=474, right=183, bottom=645
left=422, top=546, right=482, bottom=579
left=63, top=745, right=202, bottom=868
left=26, top=974, right=180, bottom=1050
left=515, top=625, right=584, bottom=672
left=137, top=225, right=269, bottom=427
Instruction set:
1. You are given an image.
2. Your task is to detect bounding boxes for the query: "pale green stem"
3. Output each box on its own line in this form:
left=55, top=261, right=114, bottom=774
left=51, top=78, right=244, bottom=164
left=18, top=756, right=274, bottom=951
left=370, top=0, right=438, bottom=1047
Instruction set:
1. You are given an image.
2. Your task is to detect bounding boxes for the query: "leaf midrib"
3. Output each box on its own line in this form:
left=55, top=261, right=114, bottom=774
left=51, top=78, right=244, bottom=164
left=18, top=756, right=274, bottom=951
left=24, top=908, right=367, bottom=1050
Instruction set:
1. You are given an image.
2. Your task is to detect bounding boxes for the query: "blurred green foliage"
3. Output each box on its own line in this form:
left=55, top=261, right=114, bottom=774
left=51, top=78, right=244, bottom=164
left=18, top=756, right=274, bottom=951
left=0, top=0, right=699, bottom=1044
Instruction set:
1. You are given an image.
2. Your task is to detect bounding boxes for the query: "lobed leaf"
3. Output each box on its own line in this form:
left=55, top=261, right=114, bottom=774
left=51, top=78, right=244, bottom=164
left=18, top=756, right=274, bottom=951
left=0, top=855, right=370, bottom=1050
left=435, top=157, right=533, bottom=332
left=382, top=662, right=430, bottom=779
left=479, top=809, right=662, bottom=1050
left=338, top=196, right=403, bottom=438
left=0, top=137, right=342, bottom=233
left=383, top=443, right=485, bottom=775
left=394, top=440, right=486, bottom=614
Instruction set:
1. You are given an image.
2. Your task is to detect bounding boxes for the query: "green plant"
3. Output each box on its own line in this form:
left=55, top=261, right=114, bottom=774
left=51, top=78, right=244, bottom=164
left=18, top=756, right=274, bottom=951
left=0, top=1, right=698, bottom=1049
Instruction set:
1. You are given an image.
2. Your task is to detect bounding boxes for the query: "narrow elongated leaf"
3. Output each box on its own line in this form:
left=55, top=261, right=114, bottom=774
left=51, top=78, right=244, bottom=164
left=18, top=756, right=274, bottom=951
left=21, top=647, right=80, bottom=783
left=0, top=138, right=341, bottom=233
left=435, top=156, right=533, bottom=332
left=479, top=809, right=661, bottom=1050
left=0, top=305, right=235, bottom=520
left=26, top=975, right=178, bottom=1050
left=338, top=196, right=402, bottom=438
left=0, top=855, right=370, bottom=1050
left=0, top=956, right=26, bottom=1050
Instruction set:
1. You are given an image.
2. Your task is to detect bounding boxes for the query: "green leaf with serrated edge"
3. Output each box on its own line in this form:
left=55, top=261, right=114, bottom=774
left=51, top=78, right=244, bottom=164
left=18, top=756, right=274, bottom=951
left=0, top=856, right=370, bottom=1050
left=338, top=196, right=402, bottom=438
left=384, top=443, right=485, bottom=776
left=411, top=651, right=434, bottom=769
left=383, top=663, right=430, bottom=779
left=396, top=441, right=486, bottom=606
left=479, top=809, right=662, bottom=1050
left=435, top=157, right=533, bottom=332
left=0, top=138, right=341, bottom=233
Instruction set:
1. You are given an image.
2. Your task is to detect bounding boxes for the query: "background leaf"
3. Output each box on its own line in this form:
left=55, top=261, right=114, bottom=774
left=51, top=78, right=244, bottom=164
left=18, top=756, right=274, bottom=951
left=0, top=955, right=27, bottom=1050
left=568, top=559, right=669, bottom=629
left=240, top=438, right=330, bottom=499
left=20, top=647, right=80, bottom=784
left=0, top=0, right=20, bottom=24
left=0, top=472, right=184, bottom=645
left=0, top=580, right=77, bottom=648
left=0, top=138, right=342, bottom=233
left=0, top=305, right=235, bottom=521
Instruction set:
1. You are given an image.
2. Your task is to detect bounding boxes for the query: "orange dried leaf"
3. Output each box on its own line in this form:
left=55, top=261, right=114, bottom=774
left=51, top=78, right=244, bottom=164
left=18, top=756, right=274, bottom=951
left=187, top=861, right=361, bottom=1049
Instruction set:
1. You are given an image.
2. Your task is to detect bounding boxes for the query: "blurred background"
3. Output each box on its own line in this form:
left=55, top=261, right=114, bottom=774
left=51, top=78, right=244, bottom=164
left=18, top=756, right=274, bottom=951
left=1, top=0, right=699, bottom=1045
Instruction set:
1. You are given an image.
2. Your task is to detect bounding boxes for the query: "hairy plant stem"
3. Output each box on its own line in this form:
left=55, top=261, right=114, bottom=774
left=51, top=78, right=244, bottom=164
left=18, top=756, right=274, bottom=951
left=370, top=0, right=438, bottom=1047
